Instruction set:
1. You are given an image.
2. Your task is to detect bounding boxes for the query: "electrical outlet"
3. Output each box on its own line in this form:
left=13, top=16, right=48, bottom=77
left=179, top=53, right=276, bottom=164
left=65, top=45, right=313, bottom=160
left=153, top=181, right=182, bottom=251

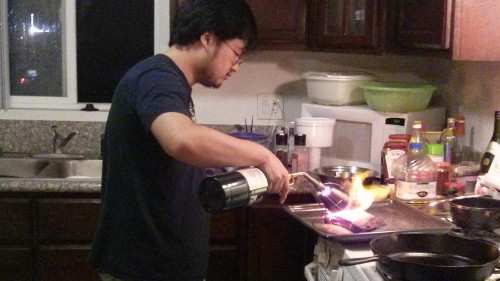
left=257, top=94, right=284, bottom=120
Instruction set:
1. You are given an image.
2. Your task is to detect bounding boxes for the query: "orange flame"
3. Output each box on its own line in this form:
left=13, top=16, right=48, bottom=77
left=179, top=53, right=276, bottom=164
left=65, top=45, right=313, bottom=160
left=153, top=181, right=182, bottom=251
left=347, top=170, right=375, bottom=211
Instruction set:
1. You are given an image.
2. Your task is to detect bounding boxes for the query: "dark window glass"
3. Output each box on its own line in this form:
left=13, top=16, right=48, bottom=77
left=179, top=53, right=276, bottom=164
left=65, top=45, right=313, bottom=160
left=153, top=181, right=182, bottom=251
left=76, top=0, right=154, bottom=103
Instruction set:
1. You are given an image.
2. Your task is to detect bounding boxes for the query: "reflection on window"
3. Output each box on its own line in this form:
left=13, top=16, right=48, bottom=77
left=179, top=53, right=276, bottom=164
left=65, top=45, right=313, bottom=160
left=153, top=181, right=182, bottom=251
left=326, top=0, right=366, bottom=35
left=8, top=0, right=63, bottom=97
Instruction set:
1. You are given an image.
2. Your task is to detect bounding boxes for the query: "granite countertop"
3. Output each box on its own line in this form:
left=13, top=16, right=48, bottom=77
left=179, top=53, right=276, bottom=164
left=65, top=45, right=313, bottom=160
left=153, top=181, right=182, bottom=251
left=0, top=177, right=313, bottom=194
left=0, top=177, right=101, bottom=193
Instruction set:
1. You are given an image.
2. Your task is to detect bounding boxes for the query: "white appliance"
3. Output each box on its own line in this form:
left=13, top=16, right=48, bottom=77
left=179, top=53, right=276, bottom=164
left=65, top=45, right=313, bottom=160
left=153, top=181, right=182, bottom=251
left=300, top=103, right=446, bottom=175
left=305, top=237, right=500, bottom=281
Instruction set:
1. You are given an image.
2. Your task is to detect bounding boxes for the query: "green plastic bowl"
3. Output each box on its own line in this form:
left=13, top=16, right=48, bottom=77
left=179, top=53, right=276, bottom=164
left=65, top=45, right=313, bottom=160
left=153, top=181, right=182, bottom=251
left=360, top=82, right=436, bottom=113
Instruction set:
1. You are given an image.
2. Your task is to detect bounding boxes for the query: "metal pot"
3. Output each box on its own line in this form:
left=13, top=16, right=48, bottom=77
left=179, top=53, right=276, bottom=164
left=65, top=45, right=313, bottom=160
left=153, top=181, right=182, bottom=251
left=449, top=196, right=500, bottom=230
left=339, top=233, right=500, bottom=281
left=311, top=166, right=375, bottom=194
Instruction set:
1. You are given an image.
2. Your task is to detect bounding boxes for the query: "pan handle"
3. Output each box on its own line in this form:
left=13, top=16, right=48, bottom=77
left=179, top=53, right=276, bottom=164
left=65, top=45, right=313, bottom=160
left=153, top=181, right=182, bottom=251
left=338, top=255, right=385, bottom=266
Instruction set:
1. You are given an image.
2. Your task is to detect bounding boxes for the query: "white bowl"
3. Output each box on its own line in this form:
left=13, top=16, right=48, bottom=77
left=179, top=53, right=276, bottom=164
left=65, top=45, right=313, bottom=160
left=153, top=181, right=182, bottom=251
left=303, top=71, right=376, bottom=105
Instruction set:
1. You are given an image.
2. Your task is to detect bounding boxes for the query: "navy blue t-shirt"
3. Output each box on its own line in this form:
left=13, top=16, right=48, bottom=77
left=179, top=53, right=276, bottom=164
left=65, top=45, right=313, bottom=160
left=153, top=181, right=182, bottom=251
left=89, top=54, right=209, bottom=281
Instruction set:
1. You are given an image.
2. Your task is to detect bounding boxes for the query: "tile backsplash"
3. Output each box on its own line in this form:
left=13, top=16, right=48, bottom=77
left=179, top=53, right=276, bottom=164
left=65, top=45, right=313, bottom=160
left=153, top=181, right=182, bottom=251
left=0, top=120, right=275, bottom=156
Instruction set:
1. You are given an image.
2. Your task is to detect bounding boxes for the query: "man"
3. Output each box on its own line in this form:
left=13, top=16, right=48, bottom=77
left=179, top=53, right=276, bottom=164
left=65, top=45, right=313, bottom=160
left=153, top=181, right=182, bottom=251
left=89, top=0, right=290, bottom=280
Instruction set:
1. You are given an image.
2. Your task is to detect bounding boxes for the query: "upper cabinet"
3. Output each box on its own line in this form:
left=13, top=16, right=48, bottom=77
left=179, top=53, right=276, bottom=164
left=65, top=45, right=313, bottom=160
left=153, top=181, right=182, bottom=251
left=313, top=0, right=386, bottom=54
left=451, top=0, right=500, bottom=61
left=390, top=0, right=500, bottom=61
left=170, top=0, right=500, bottom=61
left=247, top=0, right=309, bottom=50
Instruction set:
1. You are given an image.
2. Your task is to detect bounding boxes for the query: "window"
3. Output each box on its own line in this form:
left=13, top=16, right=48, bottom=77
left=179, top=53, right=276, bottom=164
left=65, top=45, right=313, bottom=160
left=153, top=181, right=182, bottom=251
left=0, top=0, right=169, bottom=110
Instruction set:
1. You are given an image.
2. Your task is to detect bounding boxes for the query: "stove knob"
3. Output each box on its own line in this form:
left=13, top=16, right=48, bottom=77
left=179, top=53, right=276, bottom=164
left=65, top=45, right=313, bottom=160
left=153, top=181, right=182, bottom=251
left=314, top=241, right=325, bottom=255
left=317, top=252, right=329, bottom=265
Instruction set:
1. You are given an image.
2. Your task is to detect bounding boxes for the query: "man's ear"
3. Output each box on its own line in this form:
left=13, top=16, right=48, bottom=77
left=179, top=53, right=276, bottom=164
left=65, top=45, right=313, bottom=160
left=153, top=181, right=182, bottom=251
left=200, top=32, right=215, bottom=48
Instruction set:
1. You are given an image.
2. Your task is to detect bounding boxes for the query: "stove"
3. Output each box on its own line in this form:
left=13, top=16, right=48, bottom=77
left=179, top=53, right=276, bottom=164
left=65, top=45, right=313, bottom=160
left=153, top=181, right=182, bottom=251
left=307, top=233, right=500, bottom=281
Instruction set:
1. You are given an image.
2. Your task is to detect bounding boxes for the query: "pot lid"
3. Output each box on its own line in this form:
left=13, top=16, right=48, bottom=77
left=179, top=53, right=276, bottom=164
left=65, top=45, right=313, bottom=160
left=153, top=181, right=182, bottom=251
left=302, top=71, right=376, bottom=81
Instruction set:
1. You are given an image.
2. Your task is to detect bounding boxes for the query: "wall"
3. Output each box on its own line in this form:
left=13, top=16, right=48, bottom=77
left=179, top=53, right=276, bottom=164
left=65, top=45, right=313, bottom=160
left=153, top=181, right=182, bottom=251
left=193, top=50, right=500, bottom=155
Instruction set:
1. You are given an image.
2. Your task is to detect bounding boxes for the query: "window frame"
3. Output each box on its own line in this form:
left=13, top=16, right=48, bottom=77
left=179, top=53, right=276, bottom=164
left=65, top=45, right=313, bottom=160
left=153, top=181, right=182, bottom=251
left=0, top=0, right=170, bottom=113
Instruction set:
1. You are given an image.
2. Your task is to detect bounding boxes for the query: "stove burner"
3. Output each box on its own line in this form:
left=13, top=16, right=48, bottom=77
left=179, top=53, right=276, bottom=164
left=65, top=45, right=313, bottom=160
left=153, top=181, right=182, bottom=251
left=377, top=269, right=402, bottom=281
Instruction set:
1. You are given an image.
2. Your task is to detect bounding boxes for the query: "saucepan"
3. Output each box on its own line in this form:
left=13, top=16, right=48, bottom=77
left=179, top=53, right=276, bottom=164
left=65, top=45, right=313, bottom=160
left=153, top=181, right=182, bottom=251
left=339, top=232, right=500, bottom=281
left=449, top=196, right=500, bottom=230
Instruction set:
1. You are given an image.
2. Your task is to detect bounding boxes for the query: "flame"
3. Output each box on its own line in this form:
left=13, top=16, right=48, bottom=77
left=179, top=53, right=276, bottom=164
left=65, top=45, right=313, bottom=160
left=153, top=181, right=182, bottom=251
left=347, top=170, right=375, bottom=211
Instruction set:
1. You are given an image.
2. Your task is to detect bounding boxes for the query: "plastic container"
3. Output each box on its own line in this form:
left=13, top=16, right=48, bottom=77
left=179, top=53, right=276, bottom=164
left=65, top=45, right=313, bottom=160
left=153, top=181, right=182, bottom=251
left=425, top=143, right=445, bottom=164
left=360, top=82, right=436, bottom=113
left=302, top=71, right=376, bottom=105
left=392, top=142, right=438, bottom=202
left=295, top=117, right=336, bottom=170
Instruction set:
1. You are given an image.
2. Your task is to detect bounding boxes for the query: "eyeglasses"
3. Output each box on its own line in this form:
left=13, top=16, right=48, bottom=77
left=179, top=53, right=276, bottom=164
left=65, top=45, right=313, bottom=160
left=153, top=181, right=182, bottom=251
left=223, top=41, right=243, bottom=66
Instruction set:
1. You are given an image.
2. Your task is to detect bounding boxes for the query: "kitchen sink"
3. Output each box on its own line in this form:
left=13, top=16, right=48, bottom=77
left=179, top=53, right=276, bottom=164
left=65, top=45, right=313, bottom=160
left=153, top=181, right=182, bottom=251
left=35, top=159, right=102, bottom=179
left=0, top=155, right=102, bottom=179
left=0, top=157, right=51, bottom=178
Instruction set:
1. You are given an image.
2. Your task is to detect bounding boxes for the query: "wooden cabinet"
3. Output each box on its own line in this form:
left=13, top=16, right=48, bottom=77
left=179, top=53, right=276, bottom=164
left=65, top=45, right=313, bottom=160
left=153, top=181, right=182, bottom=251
left=390, top=0, right=500, bottom=61
left=313, top=0, right=386, bottom=54
left=0, top=193, right=101, bottom=281
left=246, top=194, right=317, bottom=281
left=247, top=0, right=309, bottom=50
left=0, top=191, right=316, bottom=281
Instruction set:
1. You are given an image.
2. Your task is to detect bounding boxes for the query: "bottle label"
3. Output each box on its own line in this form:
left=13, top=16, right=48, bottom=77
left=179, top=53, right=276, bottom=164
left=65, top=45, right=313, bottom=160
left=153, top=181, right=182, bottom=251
left=481, top=141, right=499, bottom=173
left=237, top=168, right=268, bottom=202
left=384, top=149, right=406, bottom=179
left=395, top=180, right=437, bottom=200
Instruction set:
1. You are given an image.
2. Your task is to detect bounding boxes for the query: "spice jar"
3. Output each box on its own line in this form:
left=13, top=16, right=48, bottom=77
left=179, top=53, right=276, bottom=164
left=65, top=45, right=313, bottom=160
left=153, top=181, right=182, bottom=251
left=381, top=134, right=410, bottom=185
left=274, top=133, right=288, bottom=169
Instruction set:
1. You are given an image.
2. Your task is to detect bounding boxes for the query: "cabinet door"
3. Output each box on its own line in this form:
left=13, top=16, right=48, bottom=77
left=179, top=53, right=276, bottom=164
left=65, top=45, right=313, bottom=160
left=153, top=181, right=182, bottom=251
left=207, top=209, right=246, bottom=281
left=395, top=0, right=452, bottom=50
left=38, top=245, right=101, bottom=281
left=171, top=0, right=309, bottom=50
left=37, top=198, right=100, bottom=242
left=246, top=195, right=316, bottom=281
left=316, top=0, right=383, bottom=52
left=247, top=0, right=309, bottom=50
left=0, top=198, right=32, bottom=241
left=0, top=246, right=32, bottom=281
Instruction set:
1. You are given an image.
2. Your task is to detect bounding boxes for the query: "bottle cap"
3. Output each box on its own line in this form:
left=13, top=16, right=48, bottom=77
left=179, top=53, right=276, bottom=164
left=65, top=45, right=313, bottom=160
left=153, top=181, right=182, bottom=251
left=425, top=143, right=444, bottom=155
left=275, top=133, right=288, bottom=145
left=294, top=134, right=306, bottom=146
left=409, top=142, right=423, bottom=149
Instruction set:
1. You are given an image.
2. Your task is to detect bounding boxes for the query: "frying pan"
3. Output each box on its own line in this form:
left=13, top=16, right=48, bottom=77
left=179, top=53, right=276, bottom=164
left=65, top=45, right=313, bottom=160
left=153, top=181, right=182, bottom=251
left=450, top=196, right=500, bottom=230
left=339, top=232, right=500, bottom=281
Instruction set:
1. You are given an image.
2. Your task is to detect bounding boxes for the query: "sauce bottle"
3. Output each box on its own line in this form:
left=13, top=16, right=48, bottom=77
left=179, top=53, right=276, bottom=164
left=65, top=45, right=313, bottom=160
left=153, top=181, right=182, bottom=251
left=381, top=134, right=410, bottom=185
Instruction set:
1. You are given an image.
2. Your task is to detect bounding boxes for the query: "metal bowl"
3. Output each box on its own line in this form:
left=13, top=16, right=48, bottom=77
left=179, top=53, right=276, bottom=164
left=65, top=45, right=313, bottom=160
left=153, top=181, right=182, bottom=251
left=312, top=166, right=375, bottom=193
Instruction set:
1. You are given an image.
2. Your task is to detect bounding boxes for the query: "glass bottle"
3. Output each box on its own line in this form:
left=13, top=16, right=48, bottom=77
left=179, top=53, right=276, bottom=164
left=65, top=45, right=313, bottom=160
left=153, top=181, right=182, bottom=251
left=274, top=133, right=289, bottom=169
left=291, top=134, right=309, bottom=183
left=199, top=167, right=268, bottom=213
left=440, top=118, right=458, bottom=164
left=436, top=162, right=450, bottom=196
left=480, top=111, right=500, bottom=174
left=455, top=116, right=465, bottom=162
left=381, top=134, right=410, bottom=185
left=409, top=120, right=427, bottom=146
left=392, top=142, right=438, bottom=204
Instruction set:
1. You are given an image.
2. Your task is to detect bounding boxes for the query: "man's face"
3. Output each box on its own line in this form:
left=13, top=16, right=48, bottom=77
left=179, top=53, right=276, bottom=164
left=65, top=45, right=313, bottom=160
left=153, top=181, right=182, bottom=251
left=198, top=38, right=245, bottom=88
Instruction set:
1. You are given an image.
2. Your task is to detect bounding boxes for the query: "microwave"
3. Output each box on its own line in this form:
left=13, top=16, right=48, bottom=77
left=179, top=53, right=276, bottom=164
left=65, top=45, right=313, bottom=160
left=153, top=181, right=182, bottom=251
left=300, top=103, right=446, bottom=176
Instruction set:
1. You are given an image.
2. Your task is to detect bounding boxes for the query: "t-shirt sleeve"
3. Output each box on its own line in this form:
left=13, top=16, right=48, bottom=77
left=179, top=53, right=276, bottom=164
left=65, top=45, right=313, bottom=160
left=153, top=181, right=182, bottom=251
left=134, top=70, right=191, bottom=133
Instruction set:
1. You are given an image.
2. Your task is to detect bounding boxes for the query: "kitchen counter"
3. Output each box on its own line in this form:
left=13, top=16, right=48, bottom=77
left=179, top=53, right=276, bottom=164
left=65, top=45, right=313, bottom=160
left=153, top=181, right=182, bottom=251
left=0, top=177, right=101, bottom=193
left=0, top=177, right=313, bottom=194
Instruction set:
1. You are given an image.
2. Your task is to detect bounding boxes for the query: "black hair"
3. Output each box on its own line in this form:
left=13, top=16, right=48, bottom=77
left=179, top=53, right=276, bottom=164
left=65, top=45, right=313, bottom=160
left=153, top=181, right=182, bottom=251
left=169, top=0, right=257, bottom=49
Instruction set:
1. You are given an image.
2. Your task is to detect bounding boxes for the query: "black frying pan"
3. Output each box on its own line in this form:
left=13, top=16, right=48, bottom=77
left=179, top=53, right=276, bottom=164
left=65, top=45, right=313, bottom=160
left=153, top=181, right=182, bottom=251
left=339, top=232, right=500, bottom=281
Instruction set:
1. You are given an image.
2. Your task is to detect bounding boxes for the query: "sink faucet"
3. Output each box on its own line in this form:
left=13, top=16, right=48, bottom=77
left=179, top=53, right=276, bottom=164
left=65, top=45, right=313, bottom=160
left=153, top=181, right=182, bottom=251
left=51, top=125, right=78, bottom=154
